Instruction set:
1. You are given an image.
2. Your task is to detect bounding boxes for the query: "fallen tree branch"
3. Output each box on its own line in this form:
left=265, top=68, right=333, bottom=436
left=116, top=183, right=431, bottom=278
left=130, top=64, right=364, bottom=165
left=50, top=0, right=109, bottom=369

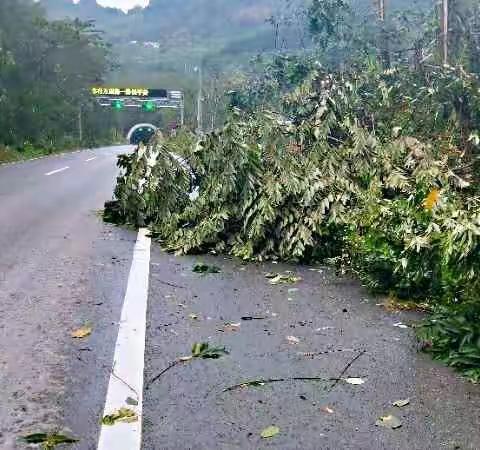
left=158, top=279, right=186, bottom=289
left=223, top=376, right=335, bottom=392
left=329, top=350, right=366, bottom=390
left=145, top=360, right=184, bottom=390
left=222, top=350, right=366, bottom=393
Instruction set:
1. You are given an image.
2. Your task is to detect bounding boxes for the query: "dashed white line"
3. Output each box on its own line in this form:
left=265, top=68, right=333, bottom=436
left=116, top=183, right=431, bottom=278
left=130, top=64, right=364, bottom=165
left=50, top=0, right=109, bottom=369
left=97, top=228, right=151, bottom=450
left=45, top=166, right=69, bottom=176
left=85, top=157, right=97, bottom=162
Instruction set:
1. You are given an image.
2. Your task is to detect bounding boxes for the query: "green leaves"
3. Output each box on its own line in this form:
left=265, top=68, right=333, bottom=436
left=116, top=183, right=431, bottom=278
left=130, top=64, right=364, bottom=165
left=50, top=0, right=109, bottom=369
left=260, top=425, right=280, bottom=439
left=418, top=304, right=480, bottom=383
left=190, top=342, right=229, bottom=359
left=192, top=263, right=221, bottom=274
left=21, top=432, right=78, bottom=449
left=102, top=407, right=138, bottom=426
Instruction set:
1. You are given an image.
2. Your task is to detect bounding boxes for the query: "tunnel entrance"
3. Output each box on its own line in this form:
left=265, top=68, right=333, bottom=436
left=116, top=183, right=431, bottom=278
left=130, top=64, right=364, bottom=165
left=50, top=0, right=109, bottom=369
left=126, top=123, right=157, bottom=145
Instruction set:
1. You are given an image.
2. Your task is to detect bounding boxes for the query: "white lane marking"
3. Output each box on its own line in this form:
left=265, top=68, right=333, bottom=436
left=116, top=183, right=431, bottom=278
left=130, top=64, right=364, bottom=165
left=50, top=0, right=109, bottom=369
left=97, top=228, right=151, bottom=450
left=85, top=157, right=97, bottom=162
left=45, top=166, right=69, bottom=176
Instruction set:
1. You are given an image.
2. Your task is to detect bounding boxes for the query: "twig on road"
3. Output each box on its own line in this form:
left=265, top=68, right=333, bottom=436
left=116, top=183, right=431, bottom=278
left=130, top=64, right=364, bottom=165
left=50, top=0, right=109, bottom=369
left=111, top=363, right=139, bottom=399
left=158, top=279, right=186, bottom=289
left=145, top=360, right=185, bottom=390
left=328, top=350, right=366, bottom=391
left=223, top=376, right=334, bottom=392
left=222, top=350, right=366, bottom=394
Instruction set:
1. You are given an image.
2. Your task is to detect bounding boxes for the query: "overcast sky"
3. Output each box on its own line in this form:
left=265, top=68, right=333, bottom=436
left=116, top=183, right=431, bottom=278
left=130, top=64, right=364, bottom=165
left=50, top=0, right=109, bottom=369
left=85, top=0, right=150, bottom=12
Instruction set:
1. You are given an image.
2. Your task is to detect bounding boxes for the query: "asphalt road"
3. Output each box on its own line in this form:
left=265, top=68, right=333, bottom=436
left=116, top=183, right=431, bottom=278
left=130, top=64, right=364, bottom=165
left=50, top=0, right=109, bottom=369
left=1, top=147, right=479, bottom=450
left=0, top=147, right=138, bottom=449
left=143, top=252, right=480, bottom=450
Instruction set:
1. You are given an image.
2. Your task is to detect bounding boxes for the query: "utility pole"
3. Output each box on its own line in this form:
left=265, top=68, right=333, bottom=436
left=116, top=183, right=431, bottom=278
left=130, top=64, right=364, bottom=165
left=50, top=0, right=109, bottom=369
left=180, top=99, right=185, bottom=127
left=376, top=0, right=390, bottom=68
left=441, top=0, right=449, bottom=65
left=378, top=0, right=385, bottom=21
left=195, top=65, right=203, bottom=134
left=78, top=105, right=83, bottom=144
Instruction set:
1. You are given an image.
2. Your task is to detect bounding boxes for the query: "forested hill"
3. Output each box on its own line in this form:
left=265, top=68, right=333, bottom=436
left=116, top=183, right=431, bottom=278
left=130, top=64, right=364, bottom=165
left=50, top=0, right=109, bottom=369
left=39, top=0, right=433, bottom=63
left=39, top=0, right=299, bottom=51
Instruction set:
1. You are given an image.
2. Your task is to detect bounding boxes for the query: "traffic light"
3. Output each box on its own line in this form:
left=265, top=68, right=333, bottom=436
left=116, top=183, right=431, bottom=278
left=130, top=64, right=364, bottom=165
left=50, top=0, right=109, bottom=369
left=111, top=99, right=124, bottom=110
left=142, top=101, right=156, bottom=112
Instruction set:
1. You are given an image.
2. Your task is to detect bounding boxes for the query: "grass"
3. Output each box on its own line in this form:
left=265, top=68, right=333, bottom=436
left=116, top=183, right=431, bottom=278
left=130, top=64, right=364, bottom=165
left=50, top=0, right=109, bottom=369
left=0, top=145, right=60, bottom=164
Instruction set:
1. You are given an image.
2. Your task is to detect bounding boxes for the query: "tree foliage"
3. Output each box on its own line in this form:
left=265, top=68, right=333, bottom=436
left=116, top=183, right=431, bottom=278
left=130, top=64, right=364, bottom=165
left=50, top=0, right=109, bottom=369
left=0, top=0, right=112, bottom=152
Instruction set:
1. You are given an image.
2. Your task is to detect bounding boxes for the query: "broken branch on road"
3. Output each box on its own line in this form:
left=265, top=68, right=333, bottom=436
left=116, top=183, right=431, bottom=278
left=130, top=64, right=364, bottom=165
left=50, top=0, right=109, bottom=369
left=147, top=342, right=228, bottom=389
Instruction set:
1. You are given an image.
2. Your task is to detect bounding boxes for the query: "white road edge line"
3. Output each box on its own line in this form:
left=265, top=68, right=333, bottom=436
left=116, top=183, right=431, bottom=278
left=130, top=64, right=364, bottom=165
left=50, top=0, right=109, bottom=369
left=97, top=228, right=151, bottom=450
left=85, top=157, right=97, bottom=162
left=45, top=166, right=69, bottom=176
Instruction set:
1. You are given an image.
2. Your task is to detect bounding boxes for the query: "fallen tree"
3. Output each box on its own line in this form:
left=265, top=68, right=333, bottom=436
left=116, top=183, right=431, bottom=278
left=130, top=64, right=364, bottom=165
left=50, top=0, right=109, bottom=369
left=106, top=66, right=480, bottom=382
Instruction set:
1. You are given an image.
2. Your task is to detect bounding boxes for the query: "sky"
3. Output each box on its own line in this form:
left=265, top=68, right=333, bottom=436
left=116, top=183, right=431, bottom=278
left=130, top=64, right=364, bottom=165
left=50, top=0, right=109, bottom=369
left=73, top=0, right=150, bottom=12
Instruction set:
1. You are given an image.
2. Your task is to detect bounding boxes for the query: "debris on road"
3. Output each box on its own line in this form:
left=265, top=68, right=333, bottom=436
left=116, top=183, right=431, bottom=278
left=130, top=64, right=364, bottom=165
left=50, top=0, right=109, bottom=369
left=191, top=342, right=228, bottom=358
left=102, top=407, right=138, bottom=425
left=241, top=316, right=267, bottom=321
left=147, top=342, right=228, bottom=388
left=21, top=432, right=79, bottom=449
left=223, top=376, right=330, bottom=392
left=393, top=398, right=410, bottom=407
left=393, top=322, right=409, bottom=329
left=221, top=322, right=241, bottom=332
left=321, top=406, right=334, bottom=414
left=267, top=272, right=302, bottom=285
left=71, top=325, right=92, bottom=339
left=193, top=263, right=221, bottom=274
left=125, top=396, right=139, bottom=406
left=344, top=377, right=365, bottom=385
left=286, top=335, right=300, bottom=344
left=375, top=414, right=403, bottom=429
left=260, top=425, right=280, bottom=439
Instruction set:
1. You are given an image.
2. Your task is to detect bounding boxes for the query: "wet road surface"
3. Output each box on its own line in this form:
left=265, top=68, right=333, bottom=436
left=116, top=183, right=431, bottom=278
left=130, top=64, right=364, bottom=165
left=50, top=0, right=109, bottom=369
left=143, top=250, right=480, bottom=450
left=0, top=147, right=137, bottom=449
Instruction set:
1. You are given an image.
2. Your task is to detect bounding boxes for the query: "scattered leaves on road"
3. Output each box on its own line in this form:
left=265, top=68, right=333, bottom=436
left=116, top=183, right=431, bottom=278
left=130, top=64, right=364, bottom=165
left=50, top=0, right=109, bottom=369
left=393, top=398, right=410, bottom=407
left=375, top=414, right=403, bottom=429
left=286, top=335, right=300, bottom=344
left=260, top=426, right=280, bottom=439
left=22, top=432, right=79, bottom=449
left=264, top=272, right=278, bottom=278
left=71, top=326, right=92, bottom=339
left=125, top=397, right=138, bottom=406
left=193, top=263, right=221, bottom=274
left=222, top=322, right=241, bottom=332
left=344, top=377, right=365, bottom=385
left=191, top=342, right=228, bottom=359
left=102, top=407, right=138, bottom=426
left=267, top=272, right=302, bottom=285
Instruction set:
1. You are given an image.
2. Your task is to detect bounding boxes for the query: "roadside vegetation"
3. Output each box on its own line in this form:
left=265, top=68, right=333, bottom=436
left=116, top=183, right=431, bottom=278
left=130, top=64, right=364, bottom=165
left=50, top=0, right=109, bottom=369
left=106, top=0, right=480, bottom=382
left=0, top=0, right=118, bottom=163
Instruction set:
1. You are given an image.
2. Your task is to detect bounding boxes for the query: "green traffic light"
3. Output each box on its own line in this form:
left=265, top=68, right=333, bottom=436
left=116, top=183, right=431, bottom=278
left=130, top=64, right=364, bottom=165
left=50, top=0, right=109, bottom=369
left=112, top=100, right=124, bottom=110
left=143, top=101, right=156, bottom=112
